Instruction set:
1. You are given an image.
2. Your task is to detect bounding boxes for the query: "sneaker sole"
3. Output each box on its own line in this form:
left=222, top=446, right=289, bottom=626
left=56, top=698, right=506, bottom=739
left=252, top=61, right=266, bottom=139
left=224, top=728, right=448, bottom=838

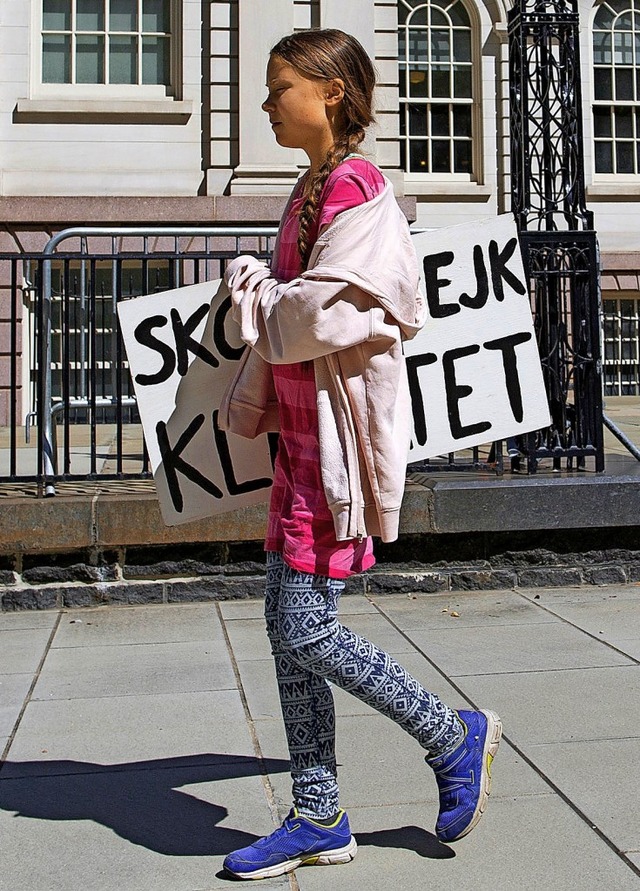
left=451, top=709, right=502, bottom=842
left=224, top=837, right=358, bottom=881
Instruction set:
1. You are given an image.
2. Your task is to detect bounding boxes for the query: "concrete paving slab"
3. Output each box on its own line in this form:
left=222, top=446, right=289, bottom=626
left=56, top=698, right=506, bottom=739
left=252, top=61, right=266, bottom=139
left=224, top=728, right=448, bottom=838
left=223, top=617, right=275, bottom=662
left=518, top=584, right=640, bottom=605
left=372, top=589, right=559, bottom=630
left=52, top=603, right=222, bottom=648
left=458, top=665, right=640, bottom=745
left=0, top=628, right=53, bottom=675
left=0, top=611, right=58, bottom=631
left=527, top=737, right=640, bottom=853
left=1, top=690, right=256, bottom=774
left=0, top=770, right=289, bottom=891
left=294, top=796, right=640, bottom=891
left=629, top=852, right=640, bottom=868
left=219, top=599, right=266, bottom=620
left=0, top=673, right=32, bottom=738
left=31, top=639, right=236, bottom=700
left=528, top=597, right=640, bottom=642
left=408, top=621, right=634, bottom=677
left=607, top=638, right=640, bottom=659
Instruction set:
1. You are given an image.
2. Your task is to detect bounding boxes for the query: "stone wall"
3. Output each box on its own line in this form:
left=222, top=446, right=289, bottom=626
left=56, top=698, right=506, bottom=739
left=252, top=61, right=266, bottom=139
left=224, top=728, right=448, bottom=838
left=2, top=528, right=639, bottom=611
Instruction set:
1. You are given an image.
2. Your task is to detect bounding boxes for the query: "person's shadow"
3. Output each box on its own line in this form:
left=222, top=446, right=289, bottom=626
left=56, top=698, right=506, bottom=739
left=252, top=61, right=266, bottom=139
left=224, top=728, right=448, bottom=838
left=0, top=753, right=454, bottom=862
left=0, top=753, right=288, bottom=856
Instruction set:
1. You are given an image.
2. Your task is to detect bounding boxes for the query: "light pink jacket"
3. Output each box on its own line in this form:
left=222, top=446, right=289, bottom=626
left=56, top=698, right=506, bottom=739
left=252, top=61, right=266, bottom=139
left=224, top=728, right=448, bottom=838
left=219, top=179, right=426, bottom=543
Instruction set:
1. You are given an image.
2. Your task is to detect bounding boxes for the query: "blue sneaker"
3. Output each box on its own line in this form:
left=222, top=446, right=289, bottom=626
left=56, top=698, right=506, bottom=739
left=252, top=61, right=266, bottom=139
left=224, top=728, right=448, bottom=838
left=427, top=709, right=502, bottom=843
left=223, top=808, right=357, bottom=880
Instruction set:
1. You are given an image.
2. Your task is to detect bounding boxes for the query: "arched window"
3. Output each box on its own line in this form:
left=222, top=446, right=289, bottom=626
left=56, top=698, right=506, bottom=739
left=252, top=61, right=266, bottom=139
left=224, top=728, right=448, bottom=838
left=593, top=0, right=640, bottom=174
left=398, top=0, right=475, bottom=176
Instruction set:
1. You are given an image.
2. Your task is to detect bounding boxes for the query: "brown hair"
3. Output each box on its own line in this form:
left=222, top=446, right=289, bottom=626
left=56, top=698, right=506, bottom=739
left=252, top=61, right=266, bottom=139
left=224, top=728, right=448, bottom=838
left=270, top=29, right=376, bottom=266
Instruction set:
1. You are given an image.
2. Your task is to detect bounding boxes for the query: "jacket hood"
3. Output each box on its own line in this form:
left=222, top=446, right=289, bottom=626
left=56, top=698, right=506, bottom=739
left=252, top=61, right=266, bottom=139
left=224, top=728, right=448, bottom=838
left=304, top=179, right=426, bottom=339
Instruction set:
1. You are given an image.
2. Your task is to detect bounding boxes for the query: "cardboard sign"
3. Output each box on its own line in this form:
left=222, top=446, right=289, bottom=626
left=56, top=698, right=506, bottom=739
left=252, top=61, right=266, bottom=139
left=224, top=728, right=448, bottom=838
left=117, top=214, right=550, bottom=526
left=117, top=280, right=275, bottom=526
left=406, top=214, right=550, bottom=461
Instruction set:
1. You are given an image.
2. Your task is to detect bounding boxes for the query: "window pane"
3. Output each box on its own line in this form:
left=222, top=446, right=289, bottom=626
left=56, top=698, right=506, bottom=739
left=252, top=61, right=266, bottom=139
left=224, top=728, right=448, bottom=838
left=616, top=141, right=634, bottom=172
left=42, top=33, right=70, bottom=82
left=593, top=31, right=612, bottom=64
left=614, top=30, right=633, bottom=63
left=76, top=0, right=104, bottom=31
left=615, top=67, right=633, bottom=98
left=429, top=8, right=448, bottom=26
left=614, top=10, right=633, bottom=29
left=615, top=107, right=633, bottom=136
left=431, top=104, right=449, bottom=135
left=594, top=5, right=614, bottom=29
left=408, top=6, right=427, bottom=25
left=595, top=140, right=614, bottom=172
left=608, top=0, right=631, bottom=15
left=76, top=34, right=104, bottom=83
left=408, top=103, right=428, bottom=136
left=593, top=107, right=612, bottom=136
left=454, top=66, right=472, bottom=97
left=431, top=30, right=450, bottom=62
left=110, top=0, right=137, bottom=31
left=408, top=30, right=428, bottom=58
left=454, top=140, right=472, bottom=172
left=142, top=35, right=169, bottom=85
left=43, top=0, right=71, bottom=31
left=453, top=30, right=471, bottom=62
left=431, top=65, right=450, bottom=97
left=432, top=139, right=451, bottom=172
left=110, top=35, right=136, bottom=83
left=453, top=105, right=472, bottom=136
left=143, top=0, right=170, bottom=32
left=449, top=1, right=470, bottom=27
left=409, top=140, right=429, bottom=171
left=594, top=67, right=612, bottom=99
left=409, top=68, right=429, bottom=97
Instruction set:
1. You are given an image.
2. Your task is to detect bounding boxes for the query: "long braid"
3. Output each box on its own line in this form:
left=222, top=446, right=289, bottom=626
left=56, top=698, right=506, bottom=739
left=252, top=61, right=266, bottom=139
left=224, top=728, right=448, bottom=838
left=297, top=127, right=364, bottom=267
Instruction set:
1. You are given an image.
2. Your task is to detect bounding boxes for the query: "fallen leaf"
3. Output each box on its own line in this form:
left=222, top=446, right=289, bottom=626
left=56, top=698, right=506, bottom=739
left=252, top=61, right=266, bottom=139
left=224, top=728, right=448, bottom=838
left=451, top=611, right=460, bottom=618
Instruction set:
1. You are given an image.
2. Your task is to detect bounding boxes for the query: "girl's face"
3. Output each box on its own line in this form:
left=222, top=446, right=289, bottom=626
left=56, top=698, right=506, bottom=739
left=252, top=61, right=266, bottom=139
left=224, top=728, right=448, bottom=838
left=262, top=55, right=343, bottom=168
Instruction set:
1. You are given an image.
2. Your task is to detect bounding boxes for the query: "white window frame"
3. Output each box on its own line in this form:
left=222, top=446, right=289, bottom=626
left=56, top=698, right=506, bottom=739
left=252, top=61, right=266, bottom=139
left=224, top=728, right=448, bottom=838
left=398, top=0, right=482, bottom=186
left=30, top=0, right=182, bottom=101
left=591, top=0, right=640, bottom=181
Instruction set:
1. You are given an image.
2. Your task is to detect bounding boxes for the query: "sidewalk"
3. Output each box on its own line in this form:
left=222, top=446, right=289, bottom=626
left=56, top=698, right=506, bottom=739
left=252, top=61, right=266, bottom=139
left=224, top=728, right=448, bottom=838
left=1, top=584, right=639, bottom=891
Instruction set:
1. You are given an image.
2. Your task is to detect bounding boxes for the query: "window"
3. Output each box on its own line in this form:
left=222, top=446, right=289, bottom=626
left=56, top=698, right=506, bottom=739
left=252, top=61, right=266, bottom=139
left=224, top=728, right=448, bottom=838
left=593, top=0, right=640, bottom=174
left=41, top=0, right=173, bottom=90
left=603, top=296, right=640, bottom=394
left=398, top=0, right=475, bottom=176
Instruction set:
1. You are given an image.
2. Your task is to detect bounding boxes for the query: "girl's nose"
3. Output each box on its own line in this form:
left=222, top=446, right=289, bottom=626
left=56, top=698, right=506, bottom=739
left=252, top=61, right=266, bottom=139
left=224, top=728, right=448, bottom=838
left=262, top=95, right=273, bottom=112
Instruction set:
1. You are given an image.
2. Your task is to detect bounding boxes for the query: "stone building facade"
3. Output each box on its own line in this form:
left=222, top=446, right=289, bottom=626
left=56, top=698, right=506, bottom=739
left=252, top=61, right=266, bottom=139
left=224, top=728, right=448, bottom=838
left=0, top=0, right=639, bottom=425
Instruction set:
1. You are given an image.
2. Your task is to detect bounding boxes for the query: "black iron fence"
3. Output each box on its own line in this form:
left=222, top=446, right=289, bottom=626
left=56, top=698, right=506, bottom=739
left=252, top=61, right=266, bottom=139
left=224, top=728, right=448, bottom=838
left=0, top=221, right=619, bottom=495
left=0, top=228, right=277, bottom=493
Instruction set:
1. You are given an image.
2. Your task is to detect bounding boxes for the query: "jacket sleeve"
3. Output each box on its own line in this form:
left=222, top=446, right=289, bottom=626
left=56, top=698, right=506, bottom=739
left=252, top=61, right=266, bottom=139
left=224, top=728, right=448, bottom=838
left=224, top=254, right=389, bottom=365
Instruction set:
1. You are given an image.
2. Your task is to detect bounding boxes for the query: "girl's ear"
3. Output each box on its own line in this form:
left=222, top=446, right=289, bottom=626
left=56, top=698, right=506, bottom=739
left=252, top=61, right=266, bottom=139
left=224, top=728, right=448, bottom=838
left=325, top=78, right=345, bottom=106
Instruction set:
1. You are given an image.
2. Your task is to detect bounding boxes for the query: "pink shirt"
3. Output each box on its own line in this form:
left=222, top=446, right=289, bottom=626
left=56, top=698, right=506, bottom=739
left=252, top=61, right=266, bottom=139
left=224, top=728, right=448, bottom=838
left=265, top=158, right=385, bottom=578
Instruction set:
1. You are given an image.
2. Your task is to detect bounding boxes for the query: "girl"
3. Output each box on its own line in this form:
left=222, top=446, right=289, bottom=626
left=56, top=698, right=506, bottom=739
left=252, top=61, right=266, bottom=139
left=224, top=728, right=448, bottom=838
left=220, top=28, right=501, bottom=881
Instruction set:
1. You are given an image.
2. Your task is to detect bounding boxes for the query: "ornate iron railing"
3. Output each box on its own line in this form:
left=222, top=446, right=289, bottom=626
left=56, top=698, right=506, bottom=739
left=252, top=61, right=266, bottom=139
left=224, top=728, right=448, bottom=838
left=509, top=0, right=604, bottom=471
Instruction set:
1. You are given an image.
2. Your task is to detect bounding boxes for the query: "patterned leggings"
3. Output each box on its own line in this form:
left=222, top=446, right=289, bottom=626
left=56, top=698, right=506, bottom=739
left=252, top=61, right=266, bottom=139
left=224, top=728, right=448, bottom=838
left=265, top=552, right=463, bottom=819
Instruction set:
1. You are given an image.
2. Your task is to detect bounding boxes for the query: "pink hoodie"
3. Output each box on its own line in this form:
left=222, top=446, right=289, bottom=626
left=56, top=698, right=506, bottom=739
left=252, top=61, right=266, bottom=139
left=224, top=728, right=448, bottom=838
left=220, top=179, right=426, bottom=542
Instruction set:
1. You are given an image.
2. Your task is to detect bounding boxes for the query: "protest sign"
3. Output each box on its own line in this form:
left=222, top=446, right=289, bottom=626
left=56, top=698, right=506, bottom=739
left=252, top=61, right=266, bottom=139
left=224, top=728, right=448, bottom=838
left=117, top=214, right=550, bottom=526
left=117, top=279, right=275, bottom=526
left=406, top=214, right=550, bottom=462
